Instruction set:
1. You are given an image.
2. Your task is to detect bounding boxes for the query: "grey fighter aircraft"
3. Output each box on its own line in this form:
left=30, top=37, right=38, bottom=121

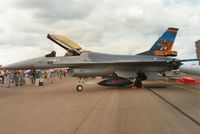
left=4, top=27, right=200, bottom=91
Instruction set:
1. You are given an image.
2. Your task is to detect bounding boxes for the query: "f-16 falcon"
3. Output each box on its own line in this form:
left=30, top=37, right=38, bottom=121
left=4, top=27, right=200, bottom=91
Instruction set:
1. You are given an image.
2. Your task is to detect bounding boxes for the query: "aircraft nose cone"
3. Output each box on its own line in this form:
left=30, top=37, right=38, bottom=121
left=3, top=60, right=35, bottom=70
left=4, top=63, right=29, bottom=70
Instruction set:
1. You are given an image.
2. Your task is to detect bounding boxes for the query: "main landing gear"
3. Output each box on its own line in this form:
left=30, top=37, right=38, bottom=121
left=134, top=80, right=142, bottom=88
left=134, top=71, right=147, bottom=88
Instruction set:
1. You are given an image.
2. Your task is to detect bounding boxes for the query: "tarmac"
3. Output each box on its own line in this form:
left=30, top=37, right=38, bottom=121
left=0, top=77, right=200, bottom=134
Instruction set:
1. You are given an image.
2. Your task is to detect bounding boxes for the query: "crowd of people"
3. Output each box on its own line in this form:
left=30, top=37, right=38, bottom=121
left=0, top=68, right=68, bottom=88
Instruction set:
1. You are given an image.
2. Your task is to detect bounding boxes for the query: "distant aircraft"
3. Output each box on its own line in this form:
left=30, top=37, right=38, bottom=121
left=4, top=27, right=200, bottom=91
left=179, top=65, right=200, bottom=75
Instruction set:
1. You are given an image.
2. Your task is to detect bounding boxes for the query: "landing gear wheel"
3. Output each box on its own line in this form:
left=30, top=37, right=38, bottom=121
left=134, top=80, right=142, bottom=88
left=76, top=84, right=83, bottom=92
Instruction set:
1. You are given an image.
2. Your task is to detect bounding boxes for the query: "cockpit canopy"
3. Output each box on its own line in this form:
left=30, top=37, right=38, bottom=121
left=47, top=34, right=87, bottom=56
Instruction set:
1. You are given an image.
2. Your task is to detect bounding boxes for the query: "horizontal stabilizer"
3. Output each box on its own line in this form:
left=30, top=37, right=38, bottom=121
left=177, top=58, right=200, bottom=62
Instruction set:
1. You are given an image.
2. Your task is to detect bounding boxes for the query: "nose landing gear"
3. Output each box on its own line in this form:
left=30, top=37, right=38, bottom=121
left=76, top=78, right=87, bottom=92
left=76, top=84, right=83, bottom=92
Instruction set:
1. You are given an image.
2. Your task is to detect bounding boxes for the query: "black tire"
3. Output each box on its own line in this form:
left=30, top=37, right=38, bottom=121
left=76, top=84, right=83, bottom=92
left=134, top=80, right=142, bottom=88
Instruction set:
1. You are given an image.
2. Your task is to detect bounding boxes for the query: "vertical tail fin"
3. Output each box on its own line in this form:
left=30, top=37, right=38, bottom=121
left=138, top=27, right=178, bottom=56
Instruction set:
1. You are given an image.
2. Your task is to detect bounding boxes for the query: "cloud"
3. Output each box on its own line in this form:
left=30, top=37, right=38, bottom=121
left=162, top=0, right=200, bottom=6
left=15, top=0, right=102, bottom=23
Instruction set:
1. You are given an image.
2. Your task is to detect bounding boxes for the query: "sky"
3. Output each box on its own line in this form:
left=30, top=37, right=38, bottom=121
left=0, top=0, right=200, bottom=65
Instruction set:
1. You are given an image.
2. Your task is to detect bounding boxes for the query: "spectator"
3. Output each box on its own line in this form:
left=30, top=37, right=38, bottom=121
left=47, top=69, right=54, bottom=84
left=0, top=70, right=5, bottom=84
left=18, top=71, right=25, bottom=86
left=30, top=70, right=37, bottom=84
left=5, top=70, right=13, bottom=88
left=14, top=71, right=20, bottom=86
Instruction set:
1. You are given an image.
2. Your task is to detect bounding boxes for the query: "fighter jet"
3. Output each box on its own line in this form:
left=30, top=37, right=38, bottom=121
left=4, top=27, right=200, bottom=91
